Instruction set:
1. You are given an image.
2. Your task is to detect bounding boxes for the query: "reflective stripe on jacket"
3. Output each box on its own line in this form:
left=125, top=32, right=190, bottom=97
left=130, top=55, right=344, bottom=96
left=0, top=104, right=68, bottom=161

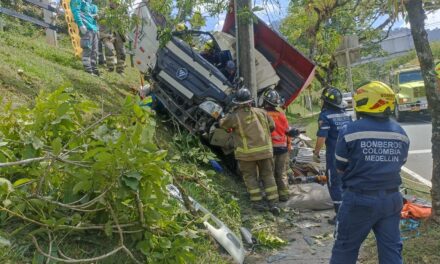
left=335, top=117, right=410, bottom=190
left=267, top=109, right=289, bottom=148
left=220, top=106, right=274, bottom=161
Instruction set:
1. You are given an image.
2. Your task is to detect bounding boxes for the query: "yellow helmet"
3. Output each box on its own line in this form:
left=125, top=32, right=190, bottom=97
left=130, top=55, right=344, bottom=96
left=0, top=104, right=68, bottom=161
left=203, top=40, right=214, bottom=51
left=176, top=23, right=187, bottom=32
left=354, top=81, right=395, bottom=116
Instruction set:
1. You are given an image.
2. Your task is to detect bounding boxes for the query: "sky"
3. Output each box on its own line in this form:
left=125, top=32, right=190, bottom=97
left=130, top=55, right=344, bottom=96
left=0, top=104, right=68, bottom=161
left=129, top=0, right=440, bottom=32
left=202, top=1, right=440, bottom=32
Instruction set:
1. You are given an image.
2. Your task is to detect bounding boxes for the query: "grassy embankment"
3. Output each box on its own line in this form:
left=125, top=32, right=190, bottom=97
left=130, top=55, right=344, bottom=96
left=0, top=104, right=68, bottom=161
left=0, top=31, right=140, bottom=110
left=0, top=26, right=295, bottom=263
left=0, top=28, right=249, bottom=263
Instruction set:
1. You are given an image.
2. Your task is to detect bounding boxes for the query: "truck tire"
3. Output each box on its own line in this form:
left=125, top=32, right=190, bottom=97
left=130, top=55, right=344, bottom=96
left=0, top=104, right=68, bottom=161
left=394, top=105, right=405, bottom=122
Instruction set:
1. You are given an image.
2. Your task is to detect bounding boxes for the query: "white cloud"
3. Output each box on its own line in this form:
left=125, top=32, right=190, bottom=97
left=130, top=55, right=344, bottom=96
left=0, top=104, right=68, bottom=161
left=403, top=9, right=440, bottom=30
left=213, top=13, right=227, bottom=31
left=254, top=1, right=288, bottom=24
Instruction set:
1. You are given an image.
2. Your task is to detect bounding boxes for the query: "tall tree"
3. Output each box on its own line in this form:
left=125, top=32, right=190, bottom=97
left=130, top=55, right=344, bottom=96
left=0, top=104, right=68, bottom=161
left=395, top=0, right=440, bottom=223
left=281, top=0, right=396, bottom=88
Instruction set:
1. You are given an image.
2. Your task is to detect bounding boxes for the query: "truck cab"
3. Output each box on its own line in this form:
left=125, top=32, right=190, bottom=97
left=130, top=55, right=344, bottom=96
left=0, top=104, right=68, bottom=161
left=131, top=2, right=315, bottom=153
left=390, top=67, right=428, bottom=121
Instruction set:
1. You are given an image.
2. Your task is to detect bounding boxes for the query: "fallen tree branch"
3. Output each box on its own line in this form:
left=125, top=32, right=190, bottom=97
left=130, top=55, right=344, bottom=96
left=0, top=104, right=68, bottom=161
left=45, top=231, right=53, bottom=264
left=0, top=156, right=48, bottom=168
left=107, top=202, right=142, bottom=264
left=135, top=191, right=146, bottom=227
left=61, top=113, right=112, bottom=155
left=0, top=206, right=136, bottom=230
left=30, top=195, right=105, bottom=212
left=173, top=181, right=197, bottom=216
left=31, top=235, right=124, bottom=263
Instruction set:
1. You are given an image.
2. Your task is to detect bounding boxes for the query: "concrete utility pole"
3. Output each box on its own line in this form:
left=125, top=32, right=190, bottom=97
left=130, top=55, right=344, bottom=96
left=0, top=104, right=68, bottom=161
left=335, top=35, right=360, bottom=94
left=235, top=0, right=258, bottom=99
left=344, top=45, right=353, bottom=94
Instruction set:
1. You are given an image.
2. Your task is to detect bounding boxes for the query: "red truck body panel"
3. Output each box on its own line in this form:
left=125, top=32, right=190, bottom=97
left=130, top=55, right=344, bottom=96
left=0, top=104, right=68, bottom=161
left=222, top=8, right=316, bottom=107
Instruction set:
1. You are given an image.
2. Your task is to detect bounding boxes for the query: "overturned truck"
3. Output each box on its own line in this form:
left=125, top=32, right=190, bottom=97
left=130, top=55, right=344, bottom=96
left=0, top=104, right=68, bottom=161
left=131, top=2, right=315, bottom=151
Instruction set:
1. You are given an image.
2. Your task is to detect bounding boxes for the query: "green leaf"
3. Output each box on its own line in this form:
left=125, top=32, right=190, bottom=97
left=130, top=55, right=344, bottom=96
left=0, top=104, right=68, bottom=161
left=56, top=103, right=70, bottom=117
left=72, top=180, right=91, bottom=194
left=104, top=221, right=113, bottom=237
left=2, top=199, right=12, bottom=207
left=84, top=147, right=107, bottom=160
left=0, top=178, right=13, bottom=196
left=13, top=178, right=34, bottom=187
left=51, top=137, right=62, bottom=155
left=32, top=136, right=44, bottom=150
left=0, top=236, right=11, bottom=247
left=133, top=103, right=144, bottom=118
left=122, top=177, right=139, bottom=191
left=153, top=150, right=168, bottom=161
left=0, top=142, right=8, bottom=147
left=126, top=171, right=142, bottom=180
left=159, top=237, right=171, bottom=249
left=95, top=152, right=113, bottom=162
left=136, top=240, right=150, bottom=255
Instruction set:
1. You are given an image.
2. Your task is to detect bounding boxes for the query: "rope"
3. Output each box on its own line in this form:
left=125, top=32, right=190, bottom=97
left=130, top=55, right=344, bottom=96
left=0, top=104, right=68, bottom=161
left=400, top=219, right=420, bottom=240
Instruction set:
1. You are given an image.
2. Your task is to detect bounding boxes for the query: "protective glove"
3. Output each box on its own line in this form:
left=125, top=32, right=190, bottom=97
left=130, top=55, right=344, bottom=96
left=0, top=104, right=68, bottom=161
left=79, top=26, right=87, bottom=35
left=287, top=128, right=300, bottom=137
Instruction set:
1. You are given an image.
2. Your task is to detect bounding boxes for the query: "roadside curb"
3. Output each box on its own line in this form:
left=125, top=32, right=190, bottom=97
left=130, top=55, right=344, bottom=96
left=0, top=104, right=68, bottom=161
left=401, top=166, right=432, bottom=187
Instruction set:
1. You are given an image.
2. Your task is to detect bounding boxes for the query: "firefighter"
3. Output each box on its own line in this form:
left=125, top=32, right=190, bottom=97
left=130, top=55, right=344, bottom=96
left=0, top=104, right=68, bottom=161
left=98, top=0, right=126, bottom=74
left=263, top=89, right=290, bottom=202
left=221, top=60, right=237, bottom=83
left=200, top=40, right=217, bottom=64
left=220, top=88, right=280, bottom=215
left=314, top=87, right=352, bottom=224
left=330, top=81, right=410, bottom=264
left=70, top=0, right=100, bottom=76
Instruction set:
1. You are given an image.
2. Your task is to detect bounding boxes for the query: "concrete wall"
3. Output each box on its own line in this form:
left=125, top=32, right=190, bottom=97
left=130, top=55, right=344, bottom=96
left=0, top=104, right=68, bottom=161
left=381, top=28, right=440, bottom=55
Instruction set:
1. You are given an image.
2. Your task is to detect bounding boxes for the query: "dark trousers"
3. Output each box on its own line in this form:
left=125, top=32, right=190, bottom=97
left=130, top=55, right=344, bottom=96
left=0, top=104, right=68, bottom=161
left=327, top=166, right=342, bottom=213
left=80, top=30, right=99, bottom=73
left=330, top=190, right=403, bottom=264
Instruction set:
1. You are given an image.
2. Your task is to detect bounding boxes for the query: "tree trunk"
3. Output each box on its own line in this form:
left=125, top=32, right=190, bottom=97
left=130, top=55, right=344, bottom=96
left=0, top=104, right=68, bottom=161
left=236, top=0, right=258, bottom=99
left=404, top=0, right=440, bottom=223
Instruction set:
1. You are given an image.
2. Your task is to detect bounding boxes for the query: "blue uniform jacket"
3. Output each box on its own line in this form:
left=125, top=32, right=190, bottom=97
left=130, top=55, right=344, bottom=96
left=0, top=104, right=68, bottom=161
left=70, top=0, right=98, bottom=32
left=316, top=108, right=353, bottom=169
left=335, top=117, right=410, bottom=190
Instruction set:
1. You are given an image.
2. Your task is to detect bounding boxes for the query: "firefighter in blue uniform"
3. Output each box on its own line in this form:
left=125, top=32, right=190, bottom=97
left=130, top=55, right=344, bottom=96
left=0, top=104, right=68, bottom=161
left=314, top=87, right=352, bottom=224
left=330, top=81, right=410, bottom=264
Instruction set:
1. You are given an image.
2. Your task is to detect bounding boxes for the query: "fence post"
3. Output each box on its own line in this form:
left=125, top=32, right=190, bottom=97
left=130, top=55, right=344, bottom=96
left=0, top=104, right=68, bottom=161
left=43, top=0, right=57, bottom=46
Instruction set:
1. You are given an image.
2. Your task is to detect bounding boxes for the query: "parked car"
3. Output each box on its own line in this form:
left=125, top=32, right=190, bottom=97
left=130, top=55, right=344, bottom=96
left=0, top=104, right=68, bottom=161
left=131, top=2, right=315, bottom=152
left=342, top=92, right=353, bottom=108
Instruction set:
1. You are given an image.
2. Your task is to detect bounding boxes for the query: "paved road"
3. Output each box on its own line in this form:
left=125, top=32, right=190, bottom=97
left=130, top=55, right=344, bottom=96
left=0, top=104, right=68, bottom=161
left=399, top=115, right=432, bottom=182
left=346, top=110, right=432, bottom=183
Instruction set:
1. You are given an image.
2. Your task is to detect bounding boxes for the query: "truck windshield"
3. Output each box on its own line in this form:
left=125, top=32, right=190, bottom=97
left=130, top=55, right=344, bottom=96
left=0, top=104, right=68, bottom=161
left=399, top=70, right=423, bottom=84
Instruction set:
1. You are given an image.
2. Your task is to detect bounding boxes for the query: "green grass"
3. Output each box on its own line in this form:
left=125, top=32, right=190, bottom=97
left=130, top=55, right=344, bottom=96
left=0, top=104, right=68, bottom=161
left=0, top=30, right=141, bottom=111
left=360, top=221, right=440, bottom=264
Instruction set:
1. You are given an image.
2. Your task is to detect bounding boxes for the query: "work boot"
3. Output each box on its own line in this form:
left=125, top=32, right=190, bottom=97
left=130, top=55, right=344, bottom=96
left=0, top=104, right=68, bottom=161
left=93, top=70, right=101, bottom=77
left=116, top=67, right=125, bottom=74
left=251, top=201, right=267, bottom=212
left=268, top=200, right=281, bottom=216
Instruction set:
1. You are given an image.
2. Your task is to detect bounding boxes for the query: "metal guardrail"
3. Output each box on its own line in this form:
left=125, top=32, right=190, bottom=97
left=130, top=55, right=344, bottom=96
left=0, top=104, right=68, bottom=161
left=0, top=6, right=58, bottom=30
